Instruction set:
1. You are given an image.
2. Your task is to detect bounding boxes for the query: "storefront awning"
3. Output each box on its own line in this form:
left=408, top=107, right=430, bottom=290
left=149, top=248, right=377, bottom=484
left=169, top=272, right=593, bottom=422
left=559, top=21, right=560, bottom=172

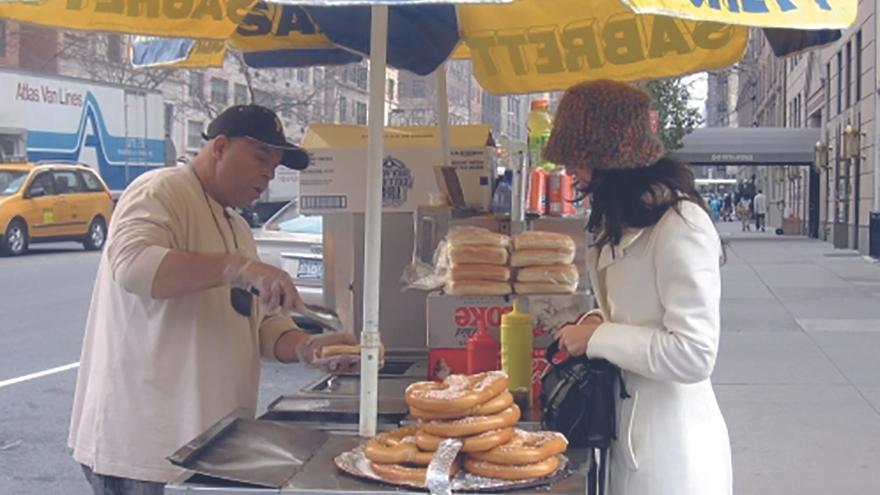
left=672, top=127, right=821, bottom=166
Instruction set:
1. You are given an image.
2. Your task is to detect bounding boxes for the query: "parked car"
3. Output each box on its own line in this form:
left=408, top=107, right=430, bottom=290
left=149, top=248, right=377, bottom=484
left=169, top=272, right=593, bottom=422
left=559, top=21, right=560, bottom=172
left=0, top=161, right=114, bottom=256
left=253, top=200, right=324, bottom=308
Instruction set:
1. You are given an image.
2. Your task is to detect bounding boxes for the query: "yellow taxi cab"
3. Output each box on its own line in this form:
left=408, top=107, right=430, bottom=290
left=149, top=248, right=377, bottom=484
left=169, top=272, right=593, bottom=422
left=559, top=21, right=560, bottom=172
left=0, top=161, right=114, bottom=256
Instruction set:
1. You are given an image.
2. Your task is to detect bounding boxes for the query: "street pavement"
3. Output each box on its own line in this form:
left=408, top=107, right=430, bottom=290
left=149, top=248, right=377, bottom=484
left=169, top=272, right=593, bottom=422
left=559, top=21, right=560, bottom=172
left=1, top=226, right=879, bottom=494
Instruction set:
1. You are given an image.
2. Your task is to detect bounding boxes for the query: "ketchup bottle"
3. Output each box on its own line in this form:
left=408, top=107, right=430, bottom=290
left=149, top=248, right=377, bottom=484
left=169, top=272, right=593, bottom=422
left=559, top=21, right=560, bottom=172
left=467, top=319, right=500, bottom=374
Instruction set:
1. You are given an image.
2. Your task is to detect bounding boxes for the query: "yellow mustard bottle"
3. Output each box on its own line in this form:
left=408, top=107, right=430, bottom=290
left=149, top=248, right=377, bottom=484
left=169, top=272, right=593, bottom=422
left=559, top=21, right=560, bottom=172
left=500, top=300, right=533, bottom=408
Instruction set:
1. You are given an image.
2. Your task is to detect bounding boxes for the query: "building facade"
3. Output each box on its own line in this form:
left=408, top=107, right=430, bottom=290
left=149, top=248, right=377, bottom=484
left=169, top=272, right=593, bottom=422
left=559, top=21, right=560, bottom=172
left=0, top=23, right=400, bottom=162
left=394, top=60, right=531, bottom=148
left=708, top=11, right=879, bottom=254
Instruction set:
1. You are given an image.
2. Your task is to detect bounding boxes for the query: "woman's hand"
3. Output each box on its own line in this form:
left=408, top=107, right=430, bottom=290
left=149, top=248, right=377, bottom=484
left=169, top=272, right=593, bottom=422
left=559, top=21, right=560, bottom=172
left=557, top=314, right=603, bottom=357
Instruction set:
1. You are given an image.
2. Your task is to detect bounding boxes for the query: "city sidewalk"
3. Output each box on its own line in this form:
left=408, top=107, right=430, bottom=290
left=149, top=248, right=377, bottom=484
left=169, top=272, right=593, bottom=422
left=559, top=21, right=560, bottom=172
left=713, top=221, right=880, bottom=495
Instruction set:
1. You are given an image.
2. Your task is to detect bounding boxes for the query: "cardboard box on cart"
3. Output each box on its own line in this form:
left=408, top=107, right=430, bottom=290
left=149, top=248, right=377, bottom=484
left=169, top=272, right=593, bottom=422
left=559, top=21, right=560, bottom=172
left=298, top=124, right=496, bottom=214
left=426, top=292, right=593, bottom=401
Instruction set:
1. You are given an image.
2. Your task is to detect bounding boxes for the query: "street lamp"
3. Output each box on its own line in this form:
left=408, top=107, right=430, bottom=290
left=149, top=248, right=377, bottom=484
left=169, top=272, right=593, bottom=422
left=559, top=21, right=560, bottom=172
left=813, top=140, right=831, bottom=173
left=842, top=124, right=866, bottom=160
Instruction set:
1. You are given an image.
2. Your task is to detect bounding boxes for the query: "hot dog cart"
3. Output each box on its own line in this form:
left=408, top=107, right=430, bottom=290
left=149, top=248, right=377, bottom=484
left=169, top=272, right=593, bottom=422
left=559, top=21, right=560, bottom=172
left=163, top=124, right=595, bottom=494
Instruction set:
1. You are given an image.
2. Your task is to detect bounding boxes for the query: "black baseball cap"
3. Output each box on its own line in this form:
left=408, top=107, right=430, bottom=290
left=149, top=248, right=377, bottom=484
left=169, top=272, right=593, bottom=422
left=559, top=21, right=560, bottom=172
left=202, top=105, right=310, bottom=170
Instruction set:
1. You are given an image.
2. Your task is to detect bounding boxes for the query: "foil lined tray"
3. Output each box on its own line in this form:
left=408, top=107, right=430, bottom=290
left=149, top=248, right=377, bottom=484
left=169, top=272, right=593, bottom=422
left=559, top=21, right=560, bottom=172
left=334, top=446, right=572, bottom=493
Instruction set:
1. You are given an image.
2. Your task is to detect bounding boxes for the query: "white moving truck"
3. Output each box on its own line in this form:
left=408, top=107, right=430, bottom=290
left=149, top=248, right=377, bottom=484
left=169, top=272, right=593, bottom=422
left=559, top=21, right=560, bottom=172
left=0, top=68, right=166, bottom=194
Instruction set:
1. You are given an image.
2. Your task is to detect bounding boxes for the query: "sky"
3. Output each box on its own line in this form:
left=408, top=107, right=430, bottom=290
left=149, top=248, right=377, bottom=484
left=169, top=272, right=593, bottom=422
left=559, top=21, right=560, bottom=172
left=685, top=72, right=709, bottom=124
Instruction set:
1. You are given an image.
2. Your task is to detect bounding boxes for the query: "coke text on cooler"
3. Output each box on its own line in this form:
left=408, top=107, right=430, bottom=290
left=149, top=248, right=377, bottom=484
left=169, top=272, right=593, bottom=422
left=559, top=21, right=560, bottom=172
left=455, top=304, right=512, bottom=329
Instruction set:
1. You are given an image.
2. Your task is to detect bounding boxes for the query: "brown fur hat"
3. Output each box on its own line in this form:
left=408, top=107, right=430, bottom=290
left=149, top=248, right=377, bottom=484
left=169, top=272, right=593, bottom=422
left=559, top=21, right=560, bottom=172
left=543, top=80, right=664, bottom=170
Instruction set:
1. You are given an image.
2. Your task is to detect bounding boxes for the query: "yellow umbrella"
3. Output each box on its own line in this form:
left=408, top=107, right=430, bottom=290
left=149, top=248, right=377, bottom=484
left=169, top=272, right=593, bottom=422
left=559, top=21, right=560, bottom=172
left=0, top=1, right=857, bottom=92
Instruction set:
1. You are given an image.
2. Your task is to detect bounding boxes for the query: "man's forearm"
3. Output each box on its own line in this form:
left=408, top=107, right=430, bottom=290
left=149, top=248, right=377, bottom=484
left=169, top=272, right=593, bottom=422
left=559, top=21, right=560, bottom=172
left=151, top=250, right=233, bottom=299
left=274, top=329, right=312, bottom=363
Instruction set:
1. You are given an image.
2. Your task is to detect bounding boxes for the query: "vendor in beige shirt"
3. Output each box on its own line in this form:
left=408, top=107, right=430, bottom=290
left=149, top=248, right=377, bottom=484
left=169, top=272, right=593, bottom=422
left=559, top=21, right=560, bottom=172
left=69, top=105, right=357, bottom=494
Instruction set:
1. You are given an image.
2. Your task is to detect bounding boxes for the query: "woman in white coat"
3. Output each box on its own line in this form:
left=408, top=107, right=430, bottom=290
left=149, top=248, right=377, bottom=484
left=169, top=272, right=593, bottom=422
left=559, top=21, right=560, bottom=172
left=545, top=80, right=732, bottom=495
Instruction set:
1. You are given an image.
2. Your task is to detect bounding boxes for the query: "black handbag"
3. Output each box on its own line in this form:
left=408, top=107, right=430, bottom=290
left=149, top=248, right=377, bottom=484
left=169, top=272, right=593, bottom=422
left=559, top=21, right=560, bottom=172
left=541, top=339, right=629, bottom=495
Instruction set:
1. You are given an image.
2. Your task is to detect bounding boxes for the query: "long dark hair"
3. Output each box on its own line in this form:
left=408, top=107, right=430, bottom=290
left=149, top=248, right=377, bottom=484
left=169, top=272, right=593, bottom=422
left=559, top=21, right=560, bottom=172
left=580, top=157, right=711, bottom=249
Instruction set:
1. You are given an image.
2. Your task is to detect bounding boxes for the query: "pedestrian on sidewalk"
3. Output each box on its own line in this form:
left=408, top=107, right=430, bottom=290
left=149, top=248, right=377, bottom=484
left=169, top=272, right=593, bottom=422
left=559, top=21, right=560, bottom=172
left=709, top=195, right=722, bottom=222
left=722, top=194, right=733, bottom=221
left=545, top=80, right=732, bottom=495
left=754, top=189, right=768, bottom=232
left=737, top=197, right=751, bottom=232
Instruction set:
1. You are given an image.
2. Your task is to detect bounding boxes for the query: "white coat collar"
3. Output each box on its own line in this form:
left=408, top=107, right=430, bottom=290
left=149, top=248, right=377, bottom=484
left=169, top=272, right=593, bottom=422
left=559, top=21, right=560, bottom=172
left=593, top=227, right=648, bottom=272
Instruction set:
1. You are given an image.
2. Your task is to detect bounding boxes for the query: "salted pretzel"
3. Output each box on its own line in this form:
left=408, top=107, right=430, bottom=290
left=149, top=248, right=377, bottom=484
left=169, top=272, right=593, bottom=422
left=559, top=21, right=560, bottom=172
left=415, top=427, right=514, bottom=454
left=468, top=429, right=568, bottom=465
left=369, top=459, right=460, bottom=486
left=363, top=426, right=434, bottom=466
left=409, top=391, right=514, bottom=421
left=463, top=455, right=560, bottom=481
left=421, top=405, right=520, bottom=438
left=405, top=371, right=509, bottom=414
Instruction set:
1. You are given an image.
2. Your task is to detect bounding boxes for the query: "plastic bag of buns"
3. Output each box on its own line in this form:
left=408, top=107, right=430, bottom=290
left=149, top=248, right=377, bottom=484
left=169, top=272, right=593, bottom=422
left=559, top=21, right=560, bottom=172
left=402, top=227, right=511, bottom=292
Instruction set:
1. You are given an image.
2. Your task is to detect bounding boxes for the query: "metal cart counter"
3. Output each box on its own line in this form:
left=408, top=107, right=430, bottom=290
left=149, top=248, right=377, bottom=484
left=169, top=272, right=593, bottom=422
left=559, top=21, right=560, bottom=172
left=166, top=427, right=591, bottom=495
left=164, top=353, right=588, bottom=495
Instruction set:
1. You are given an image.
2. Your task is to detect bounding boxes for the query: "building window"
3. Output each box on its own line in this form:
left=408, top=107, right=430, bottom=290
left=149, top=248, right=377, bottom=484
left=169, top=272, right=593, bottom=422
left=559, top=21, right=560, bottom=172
left=387, top=78, right=395, bottom=100
left=254, top=90, right=274, bottom=108
left=339, top=96, right=348, bottom=122
left=164, top=103, right=174, bottom=136
left=186, top=120, right=203, bottom=150
left=189, top=72, right=204, bottom=100
left=107, top=34, right=123, bottom=63
left=356, top=64, right=368, bottom=90
left=836, top=51, right=842, bottom=115
left=856, top=31, right=862, bottom=101
left=297, top=69, right=308, bottom=83
left=210, top=78, right=228, bottom=105
left=412, top=80, right=426, bottom=98
left=825, top=62, right=831, bottom=116
left=0, top=21, right=6, bottom=58
left=845, top=41, right=851, bottom=109
left=356, top=102, right=367, bottom=125
left=234, top=83, right=248, bottom=105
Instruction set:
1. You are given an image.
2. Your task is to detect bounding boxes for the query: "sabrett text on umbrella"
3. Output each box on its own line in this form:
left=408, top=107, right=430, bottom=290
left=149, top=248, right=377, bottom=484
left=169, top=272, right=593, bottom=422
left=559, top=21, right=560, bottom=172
left=467, top=17, right=736, bottom=76
left=689, top=0, right=831, bottom=12
left=237, top=3, right=317, bottom=37
left=64, top=0, right=254, bottom=22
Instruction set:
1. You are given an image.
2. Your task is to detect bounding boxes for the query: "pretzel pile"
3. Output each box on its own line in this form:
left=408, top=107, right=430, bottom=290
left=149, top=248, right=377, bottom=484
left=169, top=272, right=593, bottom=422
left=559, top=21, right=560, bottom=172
left=361, top=371, right=568, bottom=486
left=465, top=429, right=568, bottom=480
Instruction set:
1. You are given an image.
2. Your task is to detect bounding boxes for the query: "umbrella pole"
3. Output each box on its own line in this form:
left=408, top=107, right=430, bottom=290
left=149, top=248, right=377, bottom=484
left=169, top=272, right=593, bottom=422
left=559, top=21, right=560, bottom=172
left=359, top=4, right=388, bottom=438
left=436, top=63, right=451, bottom=167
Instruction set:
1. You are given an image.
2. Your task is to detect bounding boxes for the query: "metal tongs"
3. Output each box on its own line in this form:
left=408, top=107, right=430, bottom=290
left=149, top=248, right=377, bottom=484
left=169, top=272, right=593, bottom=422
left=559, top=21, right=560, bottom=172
left=293, top=303, right=344, bottom=331
left=248, top=287, right=344, bottom=331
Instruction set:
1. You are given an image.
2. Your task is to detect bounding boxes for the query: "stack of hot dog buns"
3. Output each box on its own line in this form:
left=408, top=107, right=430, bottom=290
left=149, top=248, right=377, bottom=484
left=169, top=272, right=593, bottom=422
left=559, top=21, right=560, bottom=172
left=510, top=232, right=578, bottom=294
left=360, top=371, right=567, bottom=486
left=445, top=228, right=512, bottom=296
